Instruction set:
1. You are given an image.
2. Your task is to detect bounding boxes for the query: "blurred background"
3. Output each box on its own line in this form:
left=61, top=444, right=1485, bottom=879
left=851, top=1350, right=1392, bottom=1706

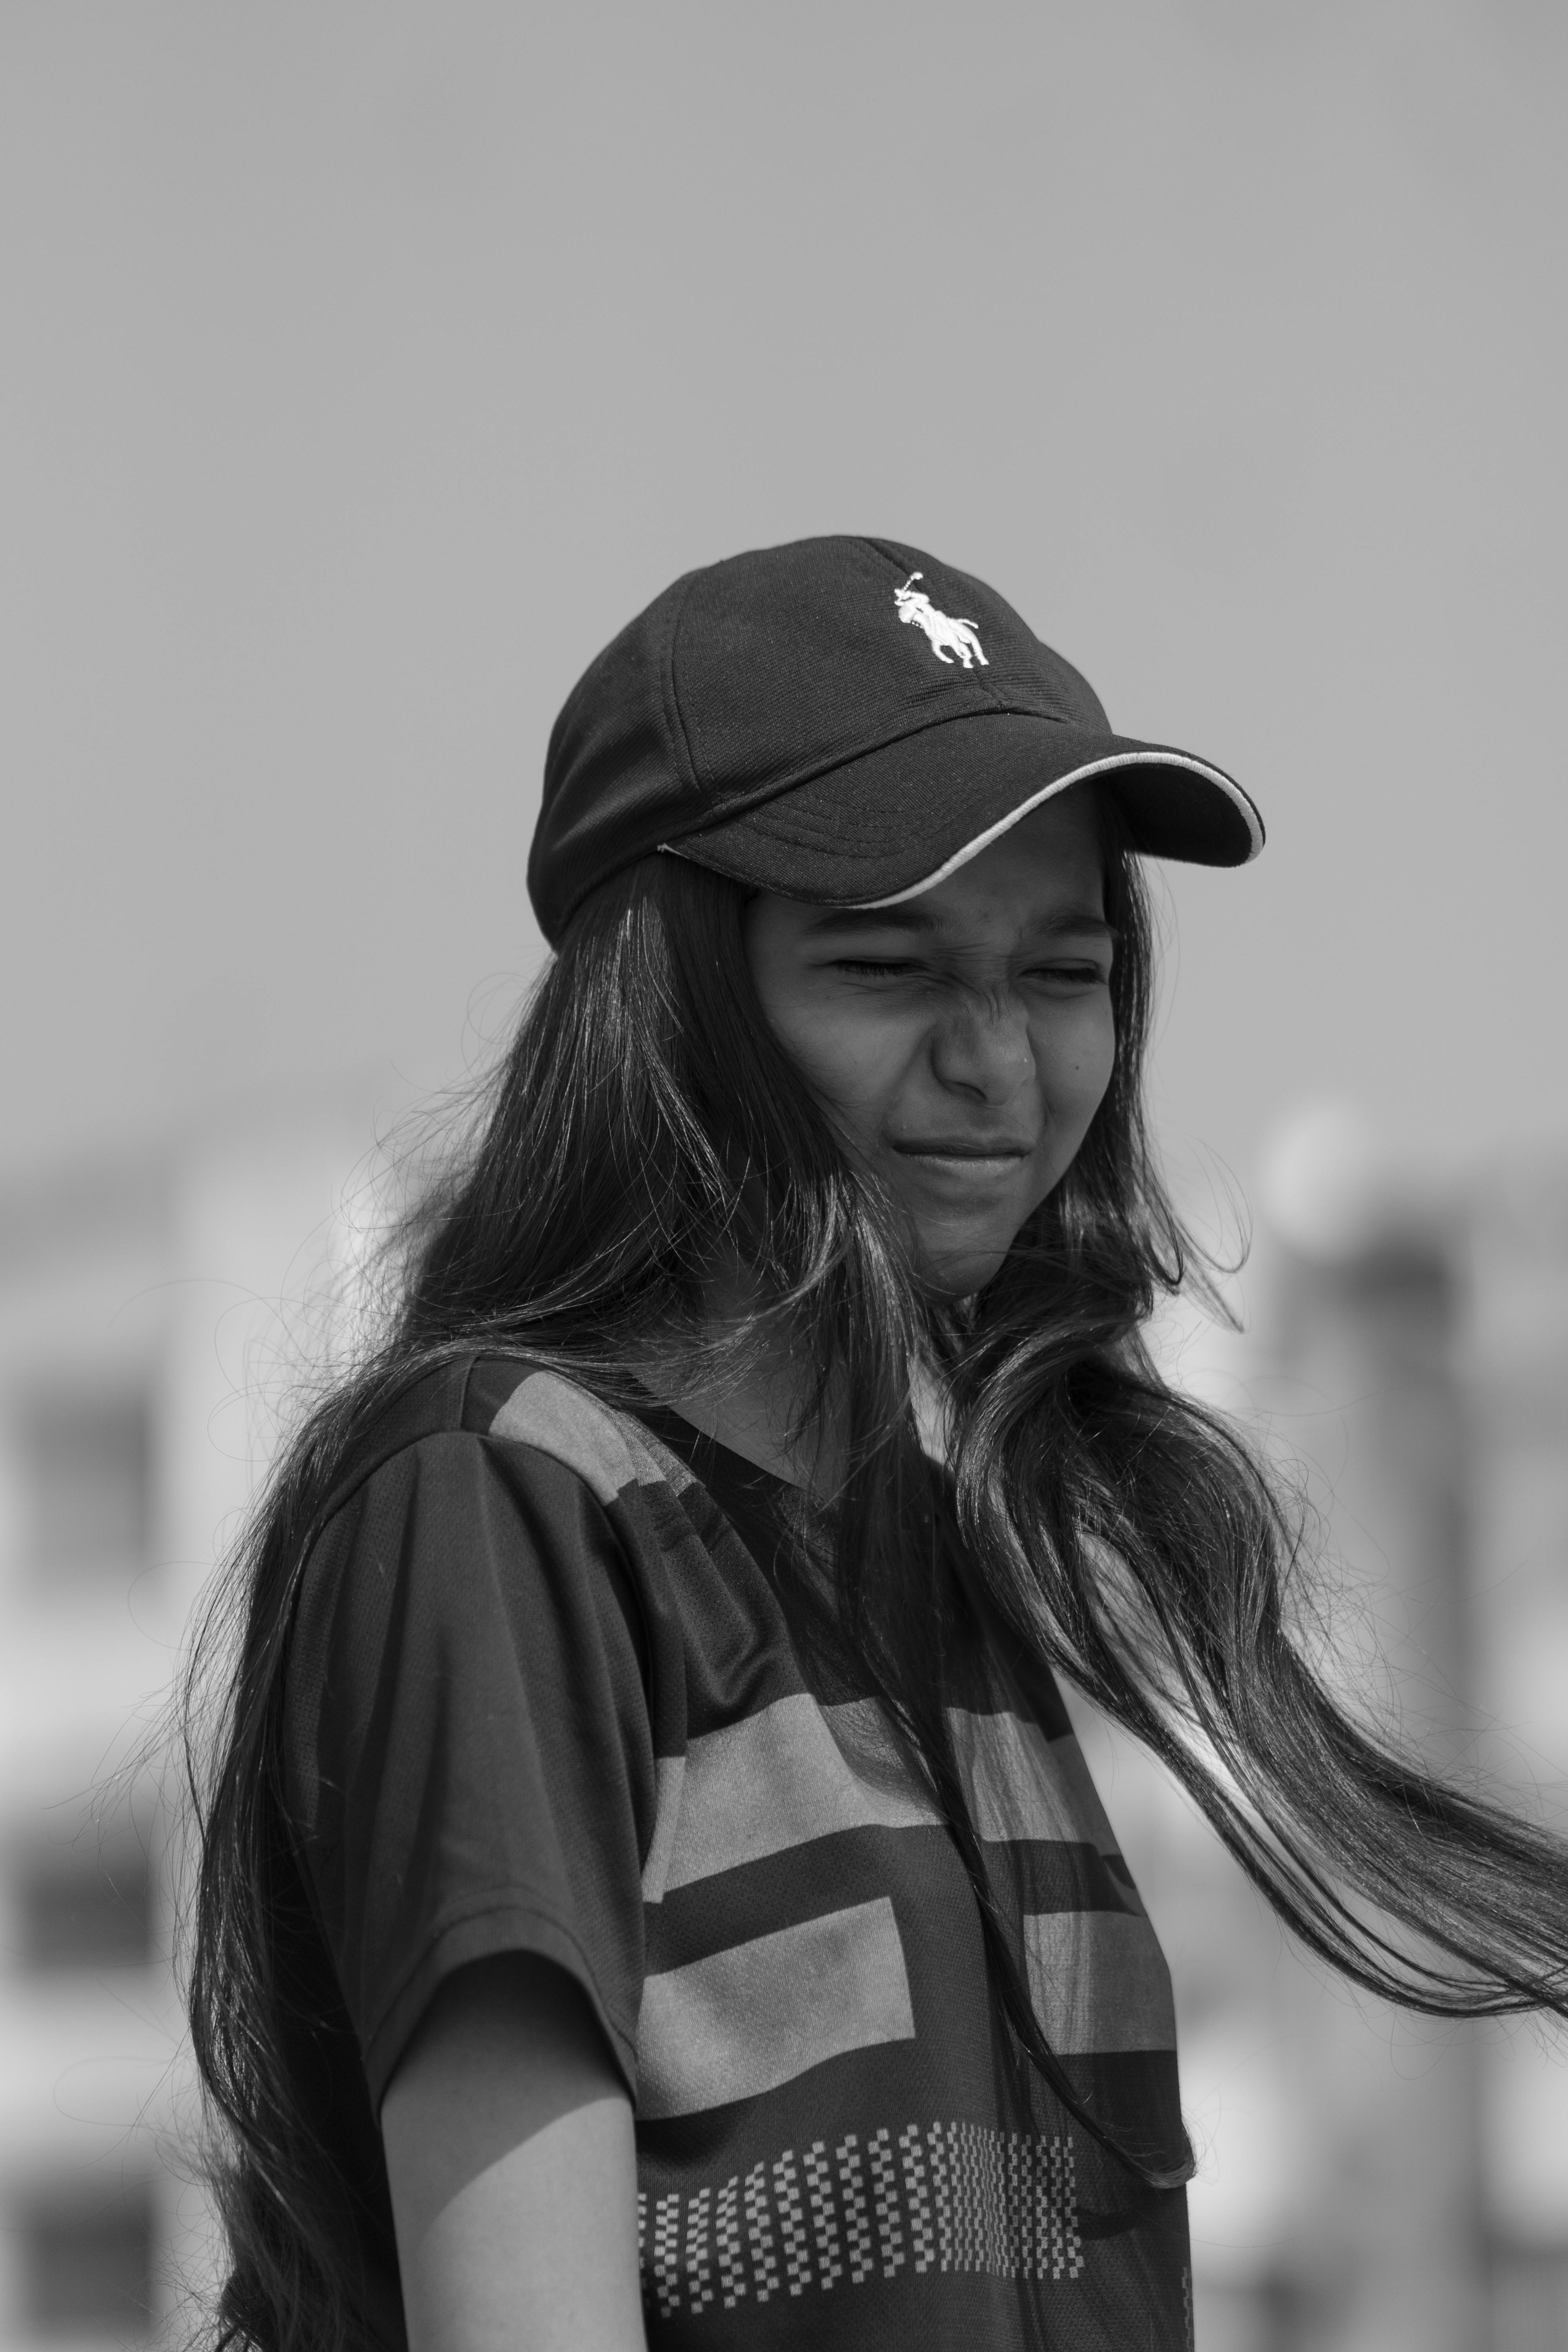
left=1, top=2, right=1565, bottom=2345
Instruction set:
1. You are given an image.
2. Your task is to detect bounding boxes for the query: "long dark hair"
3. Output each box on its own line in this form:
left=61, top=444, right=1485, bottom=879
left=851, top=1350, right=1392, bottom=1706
left=183, top=826, right=1568, bottom=2350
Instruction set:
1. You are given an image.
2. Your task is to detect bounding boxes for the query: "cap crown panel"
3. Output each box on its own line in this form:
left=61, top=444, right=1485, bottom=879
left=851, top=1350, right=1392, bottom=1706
left=669, top=539, right=1098, bottom=806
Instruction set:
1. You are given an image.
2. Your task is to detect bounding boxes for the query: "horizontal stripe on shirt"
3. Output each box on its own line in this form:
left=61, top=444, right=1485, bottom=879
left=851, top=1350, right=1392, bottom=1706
left=643, top=1693, right=1131, bottom=1907
left=947, top=1707, right=1121, bottom=1858
left=1023, top=1911, right=1178, bottom=2054
left=652, top=1826, right=1129, bottom=1980
left=636, top=1897, right=917, bottom=2119
left=647, top=1697, right=939, bottom=1901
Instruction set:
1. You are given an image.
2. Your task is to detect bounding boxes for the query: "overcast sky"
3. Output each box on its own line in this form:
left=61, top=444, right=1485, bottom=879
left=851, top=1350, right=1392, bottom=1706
left=4, top=0, right=1565, bottom=1208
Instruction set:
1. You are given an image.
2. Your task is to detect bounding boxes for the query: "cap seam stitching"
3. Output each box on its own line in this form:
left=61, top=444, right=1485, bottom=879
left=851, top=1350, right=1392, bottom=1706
left=659, top=744, right=1262, bottom=874
left=650, top=701, right=1090, bottom=845
left=659, top=568, right=712, bottom=809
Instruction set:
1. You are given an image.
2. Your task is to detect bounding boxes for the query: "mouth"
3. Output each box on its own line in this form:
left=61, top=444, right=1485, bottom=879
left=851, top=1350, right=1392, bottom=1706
left=889, top=1140, right=1034, bottom=1176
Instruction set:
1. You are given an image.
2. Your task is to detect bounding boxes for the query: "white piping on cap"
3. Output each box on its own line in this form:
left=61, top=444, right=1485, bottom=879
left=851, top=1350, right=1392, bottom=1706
left=844, top=750, right=1263, bottom=908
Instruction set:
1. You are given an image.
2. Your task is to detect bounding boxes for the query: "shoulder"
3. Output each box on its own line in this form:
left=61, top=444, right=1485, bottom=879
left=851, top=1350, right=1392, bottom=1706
left=290, top=1355, right=772, bottom=1731
left=288, top=1358, right=685, bottom=1723
left=313, top=1353, right=699, bottom=1532
left=291, top=1357, right=711, bottom=1686
left=466, top=1358, right=700, bottom=1513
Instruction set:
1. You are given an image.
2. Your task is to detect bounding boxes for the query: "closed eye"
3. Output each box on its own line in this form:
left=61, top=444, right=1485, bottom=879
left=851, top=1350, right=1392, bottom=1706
left=1029, top=961, right=1110, bottom=985
left=832, top=958, right=924, bottom=978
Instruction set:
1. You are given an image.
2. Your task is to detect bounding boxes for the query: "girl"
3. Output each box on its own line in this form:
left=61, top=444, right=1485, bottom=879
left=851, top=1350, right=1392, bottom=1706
left=186, top=537, right=1568, bottom=2352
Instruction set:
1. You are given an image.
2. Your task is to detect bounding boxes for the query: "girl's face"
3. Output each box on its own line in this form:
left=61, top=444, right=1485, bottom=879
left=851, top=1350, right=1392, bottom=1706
left=744, top=788, right=1118, bottom=1298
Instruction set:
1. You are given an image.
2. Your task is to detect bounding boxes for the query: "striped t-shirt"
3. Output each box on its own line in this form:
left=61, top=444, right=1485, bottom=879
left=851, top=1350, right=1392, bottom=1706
left=284, top=1353, right=1192, bottom=2349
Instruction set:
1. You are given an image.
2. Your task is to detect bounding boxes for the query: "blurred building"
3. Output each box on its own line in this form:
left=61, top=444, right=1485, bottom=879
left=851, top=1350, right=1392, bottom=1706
left=0, top=1109, right=365, bottom=2350
left=0, top=1103, right=1564, bottom=2350
left=0, top=1160, right=176, bottom=2347
left=1098, top=1132, right=1568, bottom=2352
left=1468, top=1160, right=1568, bottom=2352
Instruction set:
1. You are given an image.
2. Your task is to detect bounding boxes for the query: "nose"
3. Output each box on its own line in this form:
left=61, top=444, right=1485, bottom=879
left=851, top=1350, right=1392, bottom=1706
left=928, top=989, right=1035, bottom=1104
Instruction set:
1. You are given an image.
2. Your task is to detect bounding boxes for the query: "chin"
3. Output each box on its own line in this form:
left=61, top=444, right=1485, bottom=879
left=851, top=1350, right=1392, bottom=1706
left=914, top=1236, right=1013, bottom=1301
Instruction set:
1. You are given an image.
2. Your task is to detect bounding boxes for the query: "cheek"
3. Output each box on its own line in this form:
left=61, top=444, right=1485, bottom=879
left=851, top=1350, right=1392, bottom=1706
left=755, top=990, right=909, bottom=1137
left=1040, top=1000, right=1118, bottom=1131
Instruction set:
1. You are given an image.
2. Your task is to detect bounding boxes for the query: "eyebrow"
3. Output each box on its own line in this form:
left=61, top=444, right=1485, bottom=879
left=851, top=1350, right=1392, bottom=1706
left=804, top=902, right=1115, bottom=939
left=806, top=904, right=946, bottom=936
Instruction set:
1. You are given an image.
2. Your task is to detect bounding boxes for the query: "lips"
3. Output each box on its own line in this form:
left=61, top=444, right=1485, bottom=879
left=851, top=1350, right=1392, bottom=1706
left=890, top=1139, right=1034, bottom=1160
left=888, top=1139, right=1036, bottom=1183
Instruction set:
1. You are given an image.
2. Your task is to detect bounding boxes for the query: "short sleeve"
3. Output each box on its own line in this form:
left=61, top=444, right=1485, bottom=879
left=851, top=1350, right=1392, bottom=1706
left=283, top=1431, right=658, bottom=2110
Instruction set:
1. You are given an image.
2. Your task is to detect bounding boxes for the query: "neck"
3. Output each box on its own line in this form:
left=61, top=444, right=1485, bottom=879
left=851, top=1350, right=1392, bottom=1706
left=635, top=1262, right=846, bottom=1494
left=633, top=1250, right=956, bottom=1487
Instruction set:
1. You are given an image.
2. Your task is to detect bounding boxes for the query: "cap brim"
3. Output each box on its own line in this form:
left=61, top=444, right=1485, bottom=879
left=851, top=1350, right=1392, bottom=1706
left=667, top=710, right=1263, bottom=905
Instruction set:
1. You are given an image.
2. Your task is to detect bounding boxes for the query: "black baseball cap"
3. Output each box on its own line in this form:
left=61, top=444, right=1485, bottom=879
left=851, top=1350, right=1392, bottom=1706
left=528, top=535, right=1263, bottom=945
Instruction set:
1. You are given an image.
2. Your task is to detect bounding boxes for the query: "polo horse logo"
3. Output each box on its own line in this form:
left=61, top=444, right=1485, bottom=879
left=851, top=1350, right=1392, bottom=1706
left=893, top=572, right=988, bottom=669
